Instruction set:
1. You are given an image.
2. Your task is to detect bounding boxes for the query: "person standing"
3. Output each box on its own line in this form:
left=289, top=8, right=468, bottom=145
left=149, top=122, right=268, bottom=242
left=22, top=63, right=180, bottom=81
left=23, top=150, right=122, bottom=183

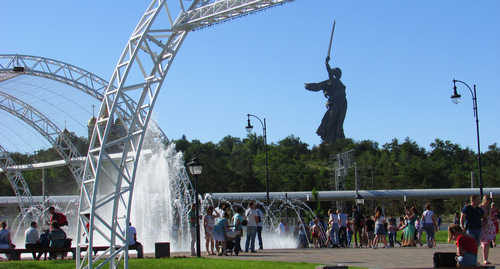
left=233, top=206, right=245, bottom=253
left=372, top=207, right=389, bottom=249
left=188, top=203, right=197, bottom=256
left=244, top=202, right=259, bottom=253
left=337, top=209, right=348, bottom=247
left=278, top=219, right=286, bottom=236
left=352, top=205, right=363, bottom=248
left=213, top=212, right=230, bottom=256
left=297, top=219, right=308, bottom=248
left=403, top=206, right=417, bottom=247
left=47, top=206, right=68, bottom=227
left=491, top=203, right=499, bottom=247
left=365, top=215, right=375, bottom=248
left=256, top=206, right=264, bottom=250
left=461, top=195, right=484, bottom=247
left=203, top=206, right=218, bottom=255
left=327, top=209, right=339, bottom=247
left=479, top=195, right=495, bottom=264
left=25, top=221, right=40, bottom=260
left=454, top=212, right=461, bottom=225
left=421, top=203, right=437, bottom=248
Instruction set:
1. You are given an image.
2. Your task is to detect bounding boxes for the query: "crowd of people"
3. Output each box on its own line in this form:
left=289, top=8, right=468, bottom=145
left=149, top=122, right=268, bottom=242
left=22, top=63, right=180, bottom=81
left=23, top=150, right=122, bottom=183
left=293, top=195, right=498, bottom=266
left=188, top=194, right=500, bottom=264
left=191, top=201, right=265, bottom=256
left=0, top=206, right=70, bottom=260
left=1, top=206, right=141, bottom=261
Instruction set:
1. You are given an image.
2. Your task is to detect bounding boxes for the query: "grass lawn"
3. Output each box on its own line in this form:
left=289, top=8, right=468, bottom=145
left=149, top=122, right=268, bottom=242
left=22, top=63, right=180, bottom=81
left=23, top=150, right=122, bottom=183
left=0, top=257, right=360, bottom=269
left=391, top=229, right=450, bottom=245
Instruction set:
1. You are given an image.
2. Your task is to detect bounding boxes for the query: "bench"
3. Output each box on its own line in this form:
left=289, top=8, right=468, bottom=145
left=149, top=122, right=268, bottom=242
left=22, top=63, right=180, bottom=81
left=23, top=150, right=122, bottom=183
left=0, top=244, right=143, bottom=260
left=77, top=244, right=143, bottom=259
left=0, top=247, right=72, bottom=260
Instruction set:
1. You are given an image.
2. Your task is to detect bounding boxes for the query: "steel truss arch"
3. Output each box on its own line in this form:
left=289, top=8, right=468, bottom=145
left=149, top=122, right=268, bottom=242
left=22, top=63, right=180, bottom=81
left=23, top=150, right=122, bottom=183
left=0, top=91, right=84, bottom=186
left=0, top=54, right=170, bottom=146
left=0, top=144, right=35, bottom=223
left=77, top=0, right=295, bottom=268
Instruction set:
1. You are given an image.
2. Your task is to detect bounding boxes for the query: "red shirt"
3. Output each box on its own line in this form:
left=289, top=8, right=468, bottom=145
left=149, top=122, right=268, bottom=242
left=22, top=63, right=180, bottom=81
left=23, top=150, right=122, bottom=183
left=456, top=234, right=478, bottom=255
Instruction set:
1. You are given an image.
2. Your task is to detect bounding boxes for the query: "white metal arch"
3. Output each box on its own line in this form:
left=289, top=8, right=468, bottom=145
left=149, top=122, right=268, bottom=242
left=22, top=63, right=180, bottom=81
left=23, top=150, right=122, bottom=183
left=78, top=1, right=295, bottom=268
left=0, top=54, right=170, bottom=146
left=0, top=144, right=35, bottom=223
left=0, top=91, right=84, bottom=186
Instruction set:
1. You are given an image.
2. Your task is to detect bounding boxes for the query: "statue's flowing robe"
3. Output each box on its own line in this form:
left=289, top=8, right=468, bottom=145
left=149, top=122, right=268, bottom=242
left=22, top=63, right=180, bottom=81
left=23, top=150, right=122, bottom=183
left=305, top=79, right=347, bottom=143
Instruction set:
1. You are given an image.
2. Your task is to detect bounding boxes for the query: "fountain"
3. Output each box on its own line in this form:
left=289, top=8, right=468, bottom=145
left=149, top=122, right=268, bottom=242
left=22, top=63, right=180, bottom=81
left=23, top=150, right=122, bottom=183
left=6, top=125, right=325, bottom=255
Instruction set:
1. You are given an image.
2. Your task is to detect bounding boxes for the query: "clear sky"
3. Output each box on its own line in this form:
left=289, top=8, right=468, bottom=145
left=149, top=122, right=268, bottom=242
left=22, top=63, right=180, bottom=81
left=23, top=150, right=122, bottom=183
left=1, top=0, right=499, bottom=155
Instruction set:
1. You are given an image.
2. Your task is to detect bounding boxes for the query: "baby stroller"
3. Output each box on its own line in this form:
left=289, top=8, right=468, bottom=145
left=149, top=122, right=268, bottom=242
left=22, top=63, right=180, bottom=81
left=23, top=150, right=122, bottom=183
left=220, top=226, right=242, bottom=256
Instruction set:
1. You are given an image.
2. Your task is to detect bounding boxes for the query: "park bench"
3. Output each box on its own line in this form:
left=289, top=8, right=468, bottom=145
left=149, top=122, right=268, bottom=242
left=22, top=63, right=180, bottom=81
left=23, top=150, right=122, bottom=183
left=77, top=244, right=143, bottom=259
left=0, top=244, right=143, bottom=260
left=0, top=247, right=71, bottom=260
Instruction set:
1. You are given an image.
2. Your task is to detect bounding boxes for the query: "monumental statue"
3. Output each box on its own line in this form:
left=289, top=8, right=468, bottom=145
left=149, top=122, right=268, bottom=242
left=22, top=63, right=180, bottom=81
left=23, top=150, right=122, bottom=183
left=304, top=21, right=347, bottom=143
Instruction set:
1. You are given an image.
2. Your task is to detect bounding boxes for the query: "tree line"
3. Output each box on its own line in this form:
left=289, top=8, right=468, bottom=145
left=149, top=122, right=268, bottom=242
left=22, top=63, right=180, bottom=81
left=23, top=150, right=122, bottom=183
left=2, top=132, right=499, bottom=215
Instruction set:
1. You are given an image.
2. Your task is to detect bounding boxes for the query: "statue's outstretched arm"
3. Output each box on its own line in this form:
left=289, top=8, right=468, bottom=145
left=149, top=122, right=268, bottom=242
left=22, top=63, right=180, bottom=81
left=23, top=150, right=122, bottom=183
left=305, top=80, right=329, bottom=92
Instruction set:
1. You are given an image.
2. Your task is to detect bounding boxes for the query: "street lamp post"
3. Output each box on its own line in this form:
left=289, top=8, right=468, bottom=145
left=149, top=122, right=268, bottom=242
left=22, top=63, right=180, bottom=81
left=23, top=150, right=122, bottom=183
left=245, top=114, right=270, bottom=210
left=187, top=156, right=204, bottom=258
left=451, top=79, right=483, bottom=199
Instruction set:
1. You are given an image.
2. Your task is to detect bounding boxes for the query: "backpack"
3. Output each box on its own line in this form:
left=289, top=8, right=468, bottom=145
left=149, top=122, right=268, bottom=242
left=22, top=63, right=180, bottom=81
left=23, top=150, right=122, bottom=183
left=55, top=212, right=69, bottom=227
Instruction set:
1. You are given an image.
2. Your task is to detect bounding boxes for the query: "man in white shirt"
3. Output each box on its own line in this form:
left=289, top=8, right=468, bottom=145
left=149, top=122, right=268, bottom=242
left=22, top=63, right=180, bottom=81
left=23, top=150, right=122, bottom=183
left=127, top=222, right=141, bottom=246
left=337, top=209, right=348, bottom=247
left=278, top=219, right=286, bottom=236
left=25, top=221, right=40, bottom=260
left=244, top=202, right=259, bottom=253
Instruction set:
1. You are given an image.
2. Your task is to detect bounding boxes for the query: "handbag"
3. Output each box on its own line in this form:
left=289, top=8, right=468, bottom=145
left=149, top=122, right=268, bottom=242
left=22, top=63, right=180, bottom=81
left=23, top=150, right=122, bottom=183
left=433, top=252, right=457, bottom=267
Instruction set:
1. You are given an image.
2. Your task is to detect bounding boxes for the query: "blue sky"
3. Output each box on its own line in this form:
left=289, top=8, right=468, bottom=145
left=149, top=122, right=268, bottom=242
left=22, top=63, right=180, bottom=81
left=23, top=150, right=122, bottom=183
left=1, top=0, right=499, bottom=155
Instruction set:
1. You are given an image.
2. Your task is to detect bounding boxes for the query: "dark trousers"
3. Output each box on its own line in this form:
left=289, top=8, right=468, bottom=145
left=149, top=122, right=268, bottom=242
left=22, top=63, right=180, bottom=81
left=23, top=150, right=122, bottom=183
left=257, top=226, right=263, bottom=249
left=235, top=236, right=242, bottom=252
left=26, top=243, right=43, bottom=260
left=353, top=226, right=363, bottom=247
left=339, top=227, right=347, bottom=246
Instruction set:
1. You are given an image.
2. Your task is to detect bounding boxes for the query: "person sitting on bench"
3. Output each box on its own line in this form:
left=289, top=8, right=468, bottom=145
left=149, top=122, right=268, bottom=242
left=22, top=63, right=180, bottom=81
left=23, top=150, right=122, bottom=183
left=0, top=222, right=15, bottom=260
left=448, top=224, right=478, bottom=266
left=24, top=221, right=41, bottom=260
left=49, top=221, right=67, bottom=260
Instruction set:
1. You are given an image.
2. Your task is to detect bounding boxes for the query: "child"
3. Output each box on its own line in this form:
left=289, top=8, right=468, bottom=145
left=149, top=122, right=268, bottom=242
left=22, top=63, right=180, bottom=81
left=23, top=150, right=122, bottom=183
left=38, top=229, right=50, bottom=260
left=311, top=219, right=321, bottom=248
left=398, top=216, right=406, bottom=246
left=415, top=219, right=423, bottom=247
left=365, top=215, right=375, bottom=248
left=387, top=219, right=398, bottom=247
left=346, top=218, right=353, bottom=248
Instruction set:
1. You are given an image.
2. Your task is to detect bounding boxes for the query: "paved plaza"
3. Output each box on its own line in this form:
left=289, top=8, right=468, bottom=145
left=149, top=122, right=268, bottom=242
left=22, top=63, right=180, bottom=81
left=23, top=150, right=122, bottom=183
left=172, top=244, right=500, bottom=268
